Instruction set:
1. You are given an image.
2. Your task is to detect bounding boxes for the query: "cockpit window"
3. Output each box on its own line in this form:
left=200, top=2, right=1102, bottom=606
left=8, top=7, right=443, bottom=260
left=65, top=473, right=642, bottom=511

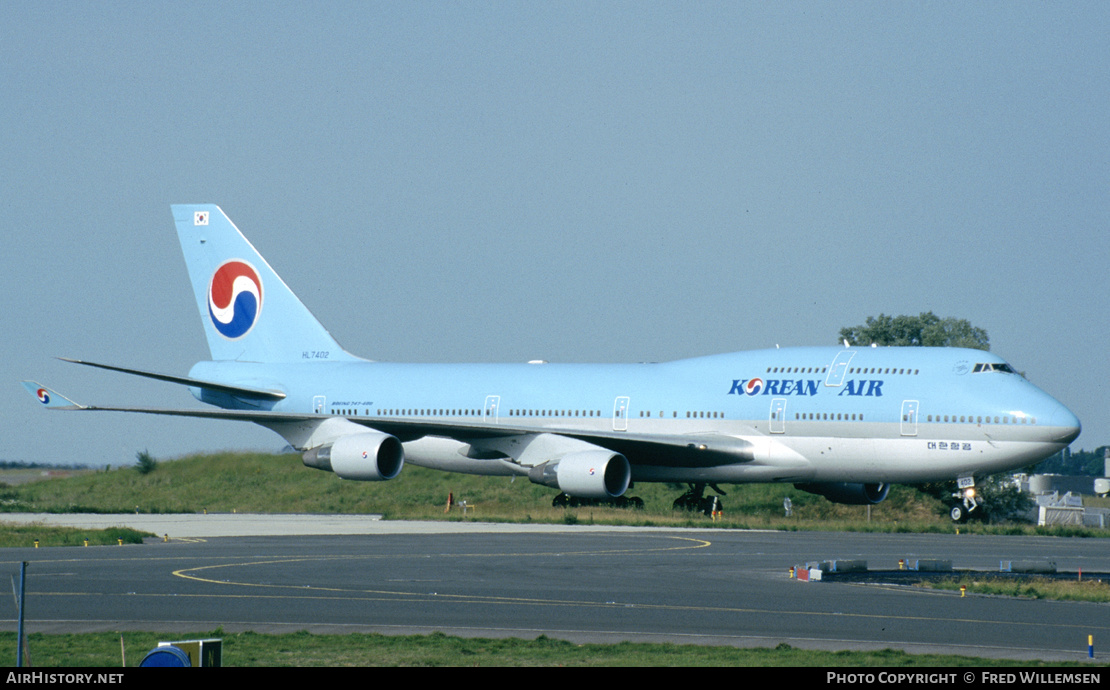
left=972, top=362, right=1016, bottom=374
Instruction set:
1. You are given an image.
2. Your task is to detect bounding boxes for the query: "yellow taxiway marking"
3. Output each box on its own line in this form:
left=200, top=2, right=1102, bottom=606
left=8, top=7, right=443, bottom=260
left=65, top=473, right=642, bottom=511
left=171, top=535, right=712, bottom=598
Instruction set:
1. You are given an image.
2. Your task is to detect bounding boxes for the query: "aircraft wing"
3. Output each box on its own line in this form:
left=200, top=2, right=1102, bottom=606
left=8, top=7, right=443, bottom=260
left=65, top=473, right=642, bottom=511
left=21, top=382, right=86, bottom=410
left=361, top=417, right=753, bottom=467
left=22, top=384, right=308, bottom=422
left=544, top=429, right=753, bottom=467
left=22, top=383, right=752, bottom=469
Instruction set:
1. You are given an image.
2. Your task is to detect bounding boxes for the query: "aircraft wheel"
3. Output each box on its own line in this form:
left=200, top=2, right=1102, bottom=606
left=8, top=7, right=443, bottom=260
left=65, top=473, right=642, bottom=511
left=949, top=504, right=966, bottom=523
left=672, top=483, right=707, bottom=511
left=552, top=493, right=570, bottom=508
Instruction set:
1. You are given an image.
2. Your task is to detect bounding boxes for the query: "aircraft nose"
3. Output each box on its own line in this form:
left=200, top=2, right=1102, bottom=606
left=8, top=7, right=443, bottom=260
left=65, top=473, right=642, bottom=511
left=1046, top=400, right=1081, bottom=444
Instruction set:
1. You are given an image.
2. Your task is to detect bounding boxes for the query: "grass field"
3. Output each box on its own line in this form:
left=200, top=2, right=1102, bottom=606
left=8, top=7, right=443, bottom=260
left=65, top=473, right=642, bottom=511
left=919, top=574, right=1110, bottom=602
left=0, top=524, right=149, bottom=548
left=0, top=630, right=1091, bottom=667
left=1, top=451, right=1106, bottom=538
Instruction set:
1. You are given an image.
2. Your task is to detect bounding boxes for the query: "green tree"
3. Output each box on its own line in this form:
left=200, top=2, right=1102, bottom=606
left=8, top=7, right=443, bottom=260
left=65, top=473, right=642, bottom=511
left=839, top=312, right=989, bottom=350
left=135, top=449, right=157, bottom=475
left=1034, top=446, right=1108, bottom=477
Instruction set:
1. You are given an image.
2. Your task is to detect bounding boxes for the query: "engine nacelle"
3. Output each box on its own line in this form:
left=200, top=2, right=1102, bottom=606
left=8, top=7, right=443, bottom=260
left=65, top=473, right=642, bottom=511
left=528, top=450, right=631, bottom=499
left=794, top=482, right=890, bottom=505
left=302, top=431, right=404, bottom=481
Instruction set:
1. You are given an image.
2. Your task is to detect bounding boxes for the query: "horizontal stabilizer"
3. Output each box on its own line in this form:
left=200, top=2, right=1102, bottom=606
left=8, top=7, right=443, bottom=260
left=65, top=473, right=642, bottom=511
left=59, top=358, right=286, bottom=401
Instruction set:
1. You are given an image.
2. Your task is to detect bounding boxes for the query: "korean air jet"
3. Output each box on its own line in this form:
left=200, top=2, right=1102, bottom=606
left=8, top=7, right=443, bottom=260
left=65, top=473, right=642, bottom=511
left=23, top=205, right=1081, bottom=515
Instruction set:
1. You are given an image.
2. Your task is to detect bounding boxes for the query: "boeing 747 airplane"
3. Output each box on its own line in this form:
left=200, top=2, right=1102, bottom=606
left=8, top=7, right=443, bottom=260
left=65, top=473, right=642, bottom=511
left=24, top=205, right=1081, bottom=515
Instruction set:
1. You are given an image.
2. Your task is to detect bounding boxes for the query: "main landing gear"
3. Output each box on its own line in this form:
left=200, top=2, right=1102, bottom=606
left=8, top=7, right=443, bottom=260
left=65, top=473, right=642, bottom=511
left=672, top=483, right=726, bottom=516
left=551, top=493, right=645, bottom=509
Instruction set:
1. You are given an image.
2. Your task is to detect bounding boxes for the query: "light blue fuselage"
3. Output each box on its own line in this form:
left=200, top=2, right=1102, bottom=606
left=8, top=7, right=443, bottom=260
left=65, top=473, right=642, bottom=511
left=190, top=344, right=1080, bottom=485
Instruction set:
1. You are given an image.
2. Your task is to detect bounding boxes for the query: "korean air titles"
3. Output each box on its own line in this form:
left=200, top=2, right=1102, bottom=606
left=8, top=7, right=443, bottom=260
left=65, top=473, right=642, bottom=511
left=729, top=378, right=883, bottom=397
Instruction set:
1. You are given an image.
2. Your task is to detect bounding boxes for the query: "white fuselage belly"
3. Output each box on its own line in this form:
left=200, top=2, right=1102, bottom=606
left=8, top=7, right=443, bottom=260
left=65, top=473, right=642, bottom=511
left=401, top=417, right=1071, bottom=484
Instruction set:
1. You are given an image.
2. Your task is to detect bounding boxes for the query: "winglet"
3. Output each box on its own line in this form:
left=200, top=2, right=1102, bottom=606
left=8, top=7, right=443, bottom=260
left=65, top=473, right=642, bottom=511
left=21, top=382, right=86, bottom=410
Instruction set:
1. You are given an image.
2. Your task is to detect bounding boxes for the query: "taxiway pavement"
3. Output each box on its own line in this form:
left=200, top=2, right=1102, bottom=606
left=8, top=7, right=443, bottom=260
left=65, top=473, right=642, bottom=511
left=0, top=515, right=1106, bottom=663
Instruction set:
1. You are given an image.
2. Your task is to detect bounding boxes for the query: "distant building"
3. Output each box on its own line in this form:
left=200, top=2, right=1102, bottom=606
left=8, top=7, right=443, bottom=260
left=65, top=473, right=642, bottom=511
left=1022, top=474, right=1104, bottom=496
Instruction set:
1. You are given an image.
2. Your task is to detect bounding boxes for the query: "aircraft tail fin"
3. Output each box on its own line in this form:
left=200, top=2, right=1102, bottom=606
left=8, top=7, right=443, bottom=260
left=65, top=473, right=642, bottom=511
left=172, top=205, right=360, bottom=363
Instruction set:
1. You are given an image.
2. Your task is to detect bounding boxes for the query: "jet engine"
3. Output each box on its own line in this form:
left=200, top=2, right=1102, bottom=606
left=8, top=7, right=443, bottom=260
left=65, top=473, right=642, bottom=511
left=794, top=482, right=890, bottom=505
left=302, top=431, right=404, bottom=481
left=528, top=450, right=631, bottom=499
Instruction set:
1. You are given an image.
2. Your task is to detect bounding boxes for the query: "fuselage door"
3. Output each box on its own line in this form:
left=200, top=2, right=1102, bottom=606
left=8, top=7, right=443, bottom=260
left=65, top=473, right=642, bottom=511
left=313, top=396, right=326, bottom=414
left=770, top=398, right=787, bottom=434
left=825, top=350, right=856, bottom=387
left=900, top=400, right=919, bottom=436
left=613, top=396, right=630, bottom=431
left=484, top=395, right=500, bottom=424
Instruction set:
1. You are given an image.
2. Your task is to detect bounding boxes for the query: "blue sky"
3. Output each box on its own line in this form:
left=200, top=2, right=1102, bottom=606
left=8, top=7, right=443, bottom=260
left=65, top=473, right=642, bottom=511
left=2, top=2, right=1106, bottom=467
